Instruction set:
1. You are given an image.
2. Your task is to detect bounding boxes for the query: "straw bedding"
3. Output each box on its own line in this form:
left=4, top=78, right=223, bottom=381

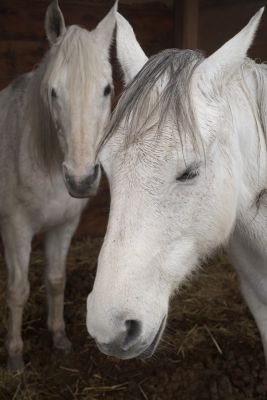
left=0, top=238, right=266, bottom=399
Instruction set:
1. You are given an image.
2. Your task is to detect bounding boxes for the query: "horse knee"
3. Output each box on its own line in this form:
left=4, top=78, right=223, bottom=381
left=6, top=334, right=24, bottom=356
left=46, top=275, right=66, bottom=296
left=7, top=281, right=30, bottom=307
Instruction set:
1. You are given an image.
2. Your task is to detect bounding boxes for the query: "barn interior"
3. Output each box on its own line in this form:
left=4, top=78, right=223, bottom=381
left=0, top=0, right=267, bottom=399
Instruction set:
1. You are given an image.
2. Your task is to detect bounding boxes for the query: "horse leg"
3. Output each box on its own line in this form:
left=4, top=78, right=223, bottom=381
left=1, top=221, right=32, bottom=370
left=228, top=234, right=267, bottom=361
left=45, top=217, right=79, bottom=352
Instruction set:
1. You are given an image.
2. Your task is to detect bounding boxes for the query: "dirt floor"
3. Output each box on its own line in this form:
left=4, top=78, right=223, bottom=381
left=0, top=238, right=267, bottom=400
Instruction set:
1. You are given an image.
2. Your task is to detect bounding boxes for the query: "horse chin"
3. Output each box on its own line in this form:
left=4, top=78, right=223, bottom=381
left=66, top=184, right=99, bottom=199
left=95, top=342, right=141, bottom=360
left=67, top=189, right=97, bottom=199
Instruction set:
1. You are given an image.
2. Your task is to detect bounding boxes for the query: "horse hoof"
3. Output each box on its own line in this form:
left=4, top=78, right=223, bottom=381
left=53, top=334, right=72, bottom=354
left=7, top=355, right=24, bottom=371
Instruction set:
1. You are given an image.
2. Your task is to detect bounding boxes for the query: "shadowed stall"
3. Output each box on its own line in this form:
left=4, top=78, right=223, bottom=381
left=0, top=244, right=266, bottom=399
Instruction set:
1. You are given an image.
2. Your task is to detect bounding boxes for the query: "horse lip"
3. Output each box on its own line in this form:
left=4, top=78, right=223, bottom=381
left=63, top=169, right=99, bottom=199
left=139, top=315, right=167, bottom=359
left=66, top=184, right=98, bottom=199
left=67, top=189, right=95, bottom=199
left=95, top=341, right=137, bottom=360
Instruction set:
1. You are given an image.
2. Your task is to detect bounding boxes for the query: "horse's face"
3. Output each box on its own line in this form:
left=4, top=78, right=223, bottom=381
left=43, top=1, right=116, bottom=198
left=87, top=109, right=238, bottom=360
left=86, top=10, right=263, bottom=358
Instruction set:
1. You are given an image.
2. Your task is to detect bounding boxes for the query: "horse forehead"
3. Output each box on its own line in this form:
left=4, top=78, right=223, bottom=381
left=113, top=122, right=197, bottom=158
left=110, top=144, right=172, bottom=180
left=49, top=27, right=111, bottom=83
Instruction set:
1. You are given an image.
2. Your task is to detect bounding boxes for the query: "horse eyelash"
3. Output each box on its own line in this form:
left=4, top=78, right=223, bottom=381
left=176, top=167, right=199, bottom=182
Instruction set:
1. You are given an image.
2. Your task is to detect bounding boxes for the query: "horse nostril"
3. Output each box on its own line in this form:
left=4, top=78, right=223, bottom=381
left=63, top=168, right=72, bottom=185
left=93, top=164, right=100, bottom=179
left=124, top=319, right=142, bottom=349
left=87, top=164, right=99, bottom=186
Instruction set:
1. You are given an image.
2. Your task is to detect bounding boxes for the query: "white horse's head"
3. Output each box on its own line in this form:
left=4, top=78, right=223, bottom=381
left=31, top=0, right=117, bottom=197
left=87, top=10, right=264, bottom=358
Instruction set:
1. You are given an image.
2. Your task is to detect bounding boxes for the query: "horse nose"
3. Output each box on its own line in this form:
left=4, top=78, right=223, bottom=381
left=93, top=318, right=143, bottom=357
left=84, top=165, right=99, bottom=186
left=63, top=164, right=100, bottom=198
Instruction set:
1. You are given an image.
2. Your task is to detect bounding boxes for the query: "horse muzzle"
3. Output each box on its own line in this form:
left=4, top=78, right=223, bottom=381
left=88, top=313, right=167, bottom=360
left=63, top=163, right=101, bottom=198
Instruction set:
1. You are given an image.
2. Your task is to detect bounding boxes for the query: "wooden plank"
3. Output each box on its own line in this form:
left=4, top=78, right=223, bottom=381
left=174, top=0, right=199, bottom=49
left=119, top=3, right=172, bottom=55
left=198, top=1, right=267, bottom=58
left=0, top=2, right=172, bottom=88
left=173, top=0, right=182, bottom=48
left=0, top=79, right=10, bottom=90
left=183, top=0, right=199, bottom=49
left=0, top=40, right=47, bottom=78
left=0, top=1, right=172, bottom=45
left=0, top=1, right=114, bottom=41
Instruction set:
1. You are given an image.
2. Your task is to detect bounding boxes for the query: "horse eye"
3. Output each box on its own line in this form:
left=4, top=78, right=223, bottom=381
left=51, top=88, right=57, bottom=99
left=103, top=84, right=111, bottom=97
left=176, top=169, right=199, bottom=182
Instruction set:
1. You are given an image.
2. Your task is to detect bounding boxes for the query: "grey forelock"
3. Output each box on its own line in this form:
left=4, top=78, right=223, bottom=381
left=102, top=48, right=204, bottom=152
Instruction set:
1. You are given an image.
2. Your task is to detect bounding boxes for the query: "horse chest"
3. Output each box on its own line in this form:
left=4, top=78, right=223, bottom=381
left=16, top=172, right=88, bottom=232
left=37, top=189, right=87, bottom=230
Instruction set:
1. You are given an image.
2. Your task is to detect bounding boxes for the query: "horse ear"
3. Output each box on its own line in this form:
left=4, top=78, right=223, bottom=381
left=45, top=0, right=66, bottom=45
left=93, top=1, right=118, bottom=54
left=197, top=7, right=264, bottom=82
left=116, top=12, right=148, bottom=85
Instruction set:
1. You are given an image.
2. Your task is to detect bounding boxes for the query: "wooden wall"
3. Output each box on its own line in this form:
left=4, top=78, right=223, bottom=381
left=198, top=0, right=267, bottom=59
left=0, top=0, right=173, bottom=90
left=1, top=0, right=267, bottom=239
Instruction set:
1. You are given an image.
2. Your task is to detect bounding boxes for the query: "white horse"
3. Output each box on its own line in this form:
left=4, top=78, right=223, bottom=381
left=87, top=8, right=267, bottom=362
left=0, top=0, right=117, bottom=369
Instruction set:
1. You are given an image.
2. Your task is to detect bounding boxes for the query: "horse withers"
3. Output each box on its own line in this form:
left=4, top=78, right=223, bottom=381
left=87, top=9, right=267, bottom=363
left=0, top=0, right=117, bottom=370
